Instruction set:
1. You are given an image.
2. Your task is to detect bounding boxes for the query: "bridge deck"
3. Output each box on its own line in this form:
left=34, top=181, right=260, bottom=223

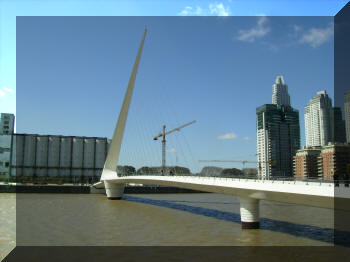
left=95, top=175, right=350, bottom=211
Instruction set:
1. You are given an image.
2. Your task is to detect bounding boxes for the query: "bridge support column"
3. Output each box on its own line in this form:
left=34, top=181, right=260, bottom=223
left=239, top=197, right=260, bottom=229
left=105, top=181, right=124, bottom=200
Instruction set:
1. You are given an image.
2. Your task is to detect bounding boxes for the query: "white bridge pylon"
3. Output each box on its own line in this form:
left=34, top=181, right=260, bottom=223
left=96, top=28, right=147, bottom=199
left=94, top=29, right=349, bottom=229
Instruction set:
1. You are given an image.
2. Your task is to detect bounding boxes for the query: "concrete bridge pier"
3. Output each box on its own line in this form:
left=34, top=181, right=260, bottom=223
left=239, top=197, right=260, bottom=229
left=105, top=181, right=124, bottom=200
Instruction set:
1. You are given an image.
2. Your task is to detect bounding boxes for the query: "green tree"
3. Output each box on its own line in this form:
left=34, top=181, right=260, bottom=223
left=221, top=168, right=242, bottom=177
left=117, top=165, right=136, bottom=176
left=136, top=166, right=151, bottom=175
left=172, top=166, right=190, bottom=175
left=200, top=166, right=223, bottom=177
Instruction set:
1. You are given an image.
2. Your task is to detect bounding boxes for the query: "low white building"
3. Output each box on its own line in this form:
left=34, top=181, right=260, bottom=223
left=9, top=133, right=111, bottom=179
left=0, top=135, right=12, bottom=175
left=0, top=113, right=15, bottom=135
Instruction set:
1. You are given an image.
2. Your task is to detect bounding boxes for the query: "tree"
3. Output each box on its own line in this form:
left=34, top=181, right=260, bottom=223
left=136, top=166, right=191, bottom=176
left=242, top=168, right=258, bottom=176
left=117, top=165, right=136, bottom=176
left=221, top=168, right=242, bottom=177
left=123, top=165, right=136, bottom=175
left=172, top=166, right=190, bottom=175
left=200, top=166, right=223, bottom=177
left=136, top=166, right=151, bottom=175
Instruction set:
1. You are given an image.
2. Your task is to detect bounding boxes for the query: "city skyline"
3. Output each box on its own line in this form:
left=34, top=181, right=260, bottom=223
left=15, top=16, right=335, bottom=173
left=1, top=2, right=350, bottom=260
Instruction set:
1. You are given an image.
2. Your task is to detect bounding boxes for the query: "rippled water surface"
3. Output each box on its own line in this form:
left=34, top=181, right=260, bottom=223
left=0, top=194, right=15, bottom=261
left=2, top=192, right=350, bottom=258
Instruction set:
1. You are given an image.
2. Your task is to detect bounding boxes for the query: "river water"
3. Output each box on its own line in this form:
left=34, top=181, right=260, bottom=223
left=2, top=192, right=350, bottom=259
left=0, top=194, right=15, bottom=261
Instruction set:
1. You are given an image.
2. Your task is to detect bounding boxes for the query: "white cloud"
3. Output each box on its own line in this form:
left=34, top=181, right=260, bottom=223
left=293, top=25, right=302, bottom=32
left=299, top=23, right=333, bottom=48
left=167, top=148, right=177, bottom=153
left=209, top=3, right=230, bottom=16
left=0, top=90, right=6, bottom=98
left=287, top=24, right=302, bottom=39
left=217, top=132, right=237, bottom=140
left=2, top=86, right=14, bottom=93
left=242, top=137, right=251, bottom=140
left=179, top=2, right=230, bottom=16
left=236, top=16, right=270, bottom=42
left=179, top=6, right=204, bottom=16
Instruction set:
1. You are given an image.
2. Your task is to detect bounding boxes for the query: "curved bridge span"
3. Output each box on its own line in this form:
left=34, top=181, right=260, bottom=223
left=94, top=175, right=350, bottom=229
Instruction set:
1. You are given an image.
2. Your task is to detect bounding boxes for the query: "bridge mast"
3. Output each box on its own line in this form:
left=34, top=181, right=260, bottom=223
left=100, top=28, right=147, bottom=181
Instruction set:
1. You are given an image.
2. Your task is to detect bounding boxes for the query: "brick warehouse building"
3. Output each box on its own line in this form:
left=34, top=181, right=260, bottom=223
left=293, top=143, right=350, bottom=180
left=318, top=143, right=350, bottom=181
left=293, top=147, right=322, bottom=179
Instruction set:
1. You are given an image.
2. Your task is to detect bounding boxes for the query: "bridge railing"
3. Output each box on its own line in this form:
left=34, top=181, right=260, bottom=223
left=123, top=173, right=350, bottom=187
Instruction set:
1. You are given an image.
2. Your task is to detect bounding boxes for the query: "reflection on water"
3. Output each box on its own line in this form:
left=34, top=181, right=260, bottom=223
left=165, top=200, right=234, bottom=205
left=124, top=195, right=339, bottom=245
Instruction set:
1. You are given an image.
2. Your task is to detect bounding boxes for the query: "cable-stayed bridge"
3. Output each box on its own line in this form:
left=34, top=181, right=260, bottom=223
left=94, top=29, right=350, bottom=229
left=94, top=175, right=349, bottom=229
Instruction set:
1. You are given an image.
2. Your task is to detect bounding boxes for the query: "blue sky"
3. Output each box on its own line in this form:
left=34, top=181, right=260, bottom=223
left=1, top=0, right=348, bottom=172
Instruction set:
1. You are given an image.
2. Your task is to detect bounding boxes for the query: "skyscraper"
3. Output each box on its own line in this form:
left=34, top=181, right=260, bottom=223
left=304, top=91, right=333, bottom=147
left=257, top=76, right=300, bottom=178
left=333, top=107, right=346, bottom=143
left=272, top=75, right=290, bottom=107
left=345, top=90, right=350, bottom=143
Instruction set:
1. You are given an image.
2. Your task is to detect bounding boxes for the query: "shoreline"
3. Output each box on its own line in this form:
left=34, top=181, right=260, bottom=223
left=0, top=184, right=206, bottom=194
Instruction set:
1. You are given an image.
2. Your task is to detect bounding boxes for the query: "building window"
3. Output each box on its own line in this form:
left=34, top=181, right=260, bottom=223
left=5, top=162, right=9, bottom=167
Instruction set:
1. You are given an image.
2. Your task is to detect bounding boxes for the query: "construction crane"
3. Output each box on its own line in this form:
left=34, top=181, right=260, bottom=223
left=153, top=120, right=196, bottom=175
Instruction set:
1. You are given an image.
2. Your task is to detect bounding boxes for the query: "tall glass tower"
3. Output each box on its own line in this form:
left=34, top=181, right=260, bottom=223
left=272, top=75, right=290, bottom=107
left=333, top=107, right=346, bottom=143
left=345, top=90, right=350, bottom=143
left=257, top=76, right=300, bottom=178
left=304, top=91, right=333, bottom=147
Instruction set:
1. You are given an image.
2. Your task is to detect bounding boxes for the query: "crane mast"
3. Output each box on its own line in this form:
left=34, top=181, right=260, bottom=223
left=154, top=120, right=196, bottom=175
left=161, top=125, right=166, bottom=175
